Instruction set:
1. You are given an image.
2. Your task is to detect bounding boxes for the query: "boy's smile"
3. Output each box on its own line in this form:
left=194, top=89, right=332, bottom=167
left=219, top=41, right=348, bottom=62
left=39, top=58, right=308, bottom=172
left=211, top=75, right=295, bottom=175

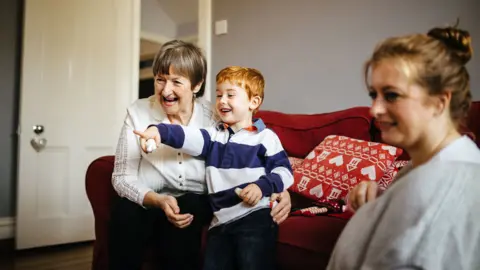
left=216, top=81, right=256, bottom=132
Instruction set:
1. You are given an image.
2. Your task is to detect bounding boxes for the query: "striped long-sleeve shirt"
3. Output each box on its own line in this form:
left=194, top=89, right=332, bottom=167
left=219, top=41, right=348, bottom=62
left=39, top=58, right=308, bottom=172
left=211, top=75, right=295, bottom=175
left=155, top=119, right=294, bottom=228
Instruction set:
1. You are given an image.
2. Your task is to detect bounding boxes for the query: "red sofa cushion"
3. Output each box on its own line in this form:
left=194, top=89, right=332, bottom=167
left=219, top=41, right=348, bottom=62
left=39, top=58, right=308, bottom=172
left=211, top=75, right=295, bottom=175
left=465, top=101, right=480, bottom=148
left=276, top=215, right=349, bottom=269
left=290, top=135, right=403, bottom=203
left=256, top=107, right=373, bottom=158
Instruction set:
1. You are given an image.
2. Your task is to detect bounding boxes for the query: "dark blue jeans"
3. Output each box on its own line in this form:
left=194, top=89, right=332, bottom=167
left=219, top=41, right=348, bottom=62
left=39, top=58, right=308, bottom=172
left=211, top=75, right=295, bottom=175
left=203, top=208, right=278, bottom=270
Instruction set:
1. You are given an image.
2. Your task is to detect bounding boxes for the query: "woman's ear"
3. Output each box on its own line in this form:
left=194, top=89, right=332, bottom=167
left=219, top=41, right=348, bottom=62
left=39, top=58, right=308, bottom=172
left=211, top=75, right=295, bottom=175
left=193, top=80, right=204, bottom=93
left=249, top=96, right=262, bottom=112
left=434, top=90, right=452, bottom=116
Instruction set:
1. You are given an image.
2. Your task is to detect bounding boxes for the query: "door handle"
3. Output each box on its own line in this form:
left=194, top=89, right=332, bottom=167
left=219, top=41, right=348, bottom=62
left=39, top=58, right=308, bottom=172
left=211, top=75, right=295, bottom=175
left=33, top=125, right=44, bottom=135
left=31, top=125, right=46, bottom=152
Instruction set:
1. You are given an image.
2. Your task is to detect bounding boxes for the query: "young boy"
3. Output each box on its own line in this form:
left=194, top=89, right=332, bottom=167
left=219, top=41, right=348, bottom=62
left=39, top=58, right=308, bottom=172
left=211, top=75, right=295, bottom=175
left=135, top=66, right=293, bottom=270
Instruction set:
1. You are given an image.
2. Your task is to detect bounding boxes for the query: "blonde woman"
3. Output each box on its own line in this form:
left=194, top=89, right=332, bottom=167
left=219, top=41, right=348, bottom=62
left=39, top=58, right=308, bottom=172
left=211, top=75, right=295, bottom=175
left=328, top=26, right=480, bottom=269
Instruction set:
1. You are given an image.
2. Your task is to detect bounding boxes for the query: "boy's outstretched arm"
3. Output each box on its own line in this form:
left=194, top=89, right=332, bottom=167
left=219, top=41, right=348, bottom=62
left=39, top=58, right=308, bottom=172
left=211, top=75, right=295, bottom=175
left=134, top=123, right=213, bottom=158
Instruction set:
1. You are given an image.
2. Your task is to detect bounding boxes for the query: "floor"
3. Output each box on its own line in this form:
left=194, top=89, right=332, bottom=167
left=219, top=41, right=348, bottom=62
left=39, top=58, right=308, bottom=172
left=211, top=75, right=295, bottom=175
left=0, top=239, right=93, bottom=270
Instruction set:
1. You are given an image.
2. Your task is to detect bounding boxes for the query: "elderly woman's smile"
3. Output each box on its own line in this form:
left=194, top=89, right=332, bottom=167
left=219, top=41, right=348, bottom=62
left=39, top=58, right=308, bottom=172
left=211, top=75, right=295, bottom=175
left=155, top=70, right=195, bottom=115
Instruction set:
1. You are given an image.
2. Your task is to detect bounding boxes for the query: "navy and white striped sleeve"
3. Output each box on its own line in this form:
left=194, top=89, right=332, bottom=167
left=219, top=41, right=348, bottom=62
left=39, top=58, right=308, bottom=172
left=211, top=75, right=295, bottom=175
left=155, top=123, right=214, bottom=158
left=253, top=130, right=294, bottom=196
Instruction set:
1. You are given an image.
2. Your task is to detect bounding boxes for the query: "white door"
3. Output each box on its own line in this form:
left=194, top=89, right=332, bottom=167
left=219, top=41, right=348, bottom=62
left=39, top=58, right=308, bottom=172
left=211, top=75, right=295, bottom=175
left=16, top=0, right=139, bottom=249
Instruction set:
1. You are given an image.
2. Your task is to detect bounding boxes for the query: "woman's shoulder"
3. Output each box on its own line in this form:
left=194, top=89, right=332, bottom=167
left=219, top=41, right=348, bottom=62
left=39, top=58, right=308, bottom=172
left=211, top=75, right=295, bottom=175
left=387, top=159, right=480, bottom=215
left=395, top=136, right=480, bottom=187
left=436, top=135, right=480, bottom=163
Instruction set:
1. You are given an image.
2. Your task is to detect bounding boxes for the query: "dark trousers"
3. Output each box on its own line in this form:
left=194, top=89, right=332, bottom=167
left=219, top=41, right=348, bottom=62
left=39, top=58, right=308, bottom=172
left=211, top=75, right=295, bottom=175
left=108, top=193, right=212, bottom=270
left=203, top=208, right=279, bottom=270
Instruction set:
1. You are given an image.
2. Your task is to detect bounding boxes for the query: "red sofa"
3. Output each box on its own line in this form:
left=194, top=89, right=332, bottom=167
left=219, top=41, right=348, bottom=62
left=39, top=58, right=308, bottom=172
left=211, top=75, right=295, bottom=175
left=86, top=102, right=480, bottom=270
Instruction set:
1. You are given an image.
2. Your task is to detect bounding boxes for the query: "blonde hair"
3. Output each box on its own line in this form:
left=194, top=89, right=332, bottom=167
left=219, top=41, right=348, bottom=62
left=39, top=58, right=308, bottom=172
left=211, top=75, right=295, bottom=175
left=216, top=66, right=265, bottom=114
left=365, top=26, right=473, bottom=123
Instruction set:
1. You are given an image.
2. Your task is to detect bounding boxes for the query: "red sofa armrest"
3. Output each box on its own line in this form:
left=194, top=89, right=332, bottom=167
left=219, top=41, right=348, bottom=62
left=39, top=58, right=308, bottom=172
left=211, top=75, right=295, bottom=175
left=86, top=155, right=117, bottom=223
left=85, top=155, right=118, bottom=270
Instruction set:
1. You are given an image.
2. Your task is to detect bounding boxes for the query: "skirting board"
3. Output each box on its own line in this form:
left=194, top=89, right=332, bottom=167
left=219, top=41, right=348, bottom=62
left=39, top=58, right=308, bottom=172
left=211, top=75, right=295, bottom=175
left=0, top=217, right=15, bottom=240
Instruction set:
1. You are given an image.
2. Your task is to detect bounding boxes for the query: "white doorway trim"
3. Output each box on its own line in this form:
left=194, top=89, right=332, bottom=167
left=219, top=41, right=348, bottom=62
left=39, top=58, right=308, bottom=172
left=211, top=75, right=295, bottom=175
left=198, top=0, right=212, bottom=102
left=131, top=0, right=141, bottom=103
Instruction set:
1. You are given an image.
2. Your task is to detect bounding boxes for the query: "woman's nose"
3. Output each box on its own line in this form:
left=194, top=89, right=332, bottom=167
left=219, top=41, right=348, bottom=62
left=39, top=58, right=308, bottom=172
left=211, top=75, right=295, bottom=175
left=162, top=81, right=174, bottom=95
left=370, top=97, right=386, bottom=118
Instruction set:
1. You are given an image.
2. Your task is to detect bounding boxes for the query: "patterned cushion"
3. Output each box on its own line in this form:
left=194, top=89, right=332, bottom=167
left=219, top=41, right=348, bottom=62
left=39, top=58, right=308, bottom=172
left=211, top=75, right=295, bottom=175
left=378, top=160, right=410, bottom=190
left=288, top=156, right=304, bottom=171
left=289, top=135, right=403, bottom=202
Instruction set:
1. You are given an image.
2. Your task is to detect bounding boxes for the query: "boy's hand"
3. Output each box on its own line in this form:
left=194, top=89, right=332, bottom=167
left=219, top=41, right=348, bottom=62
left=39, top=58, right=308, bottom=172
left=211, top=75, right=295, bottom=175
left=238, top=184, right=262, bottom=206
left=133, top=126, right=161, bottom=153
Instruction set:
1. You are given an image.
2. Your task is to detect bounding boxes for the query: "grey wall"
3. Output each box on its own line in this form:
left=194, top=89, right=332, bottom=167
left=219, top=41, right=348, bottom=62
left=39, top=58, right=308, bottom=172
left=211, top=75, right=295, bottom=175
left=212, top=0, right=480, bottom=114
left=142, top=0, right=178, bottom=38
left=0, top=0, right=22, bottom=218
left=177, top=21, right=198, bottom=38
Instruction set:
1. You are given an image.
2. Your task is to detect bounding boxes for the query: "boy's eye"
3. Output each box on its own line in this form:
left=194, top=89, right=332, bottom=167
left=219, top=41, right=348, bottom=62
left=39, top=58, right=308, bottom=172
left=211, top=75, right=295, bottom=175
left=368, top=91, right=377, bottom=100
left=174, top=80, right=182, bottom=84
left=228, top=94, right=235, bottom=98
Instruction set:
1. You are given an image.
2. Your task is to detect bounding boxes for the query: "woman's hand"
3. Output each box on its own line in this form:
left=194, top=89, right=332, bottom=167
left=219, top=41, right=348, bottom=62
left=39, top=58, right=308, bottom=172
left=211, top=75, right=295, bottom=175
left=144, top=191, right=193, bottom=228
left=133, top=126, right=161, bottom=153
left=270, top=190, right=291, bottom=224
left=348, top=181, right=379, bottom=212
left=158, top=194, right=194, bottom=228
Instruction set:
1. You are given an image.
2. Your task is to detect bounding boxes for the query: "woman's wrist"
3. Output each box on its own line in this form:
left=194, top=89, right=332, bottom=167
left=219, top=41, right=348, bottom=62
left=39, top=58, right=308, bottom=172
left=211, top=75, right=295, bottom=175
left=142, top=191, right=163, bottom=208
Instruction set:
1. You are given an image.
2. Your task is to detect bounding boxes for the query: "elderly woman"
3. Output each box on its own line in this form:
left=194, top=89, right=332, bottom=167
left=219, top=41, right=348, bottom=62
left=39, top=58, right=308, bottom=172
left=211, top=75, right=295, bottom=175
left=108, top=40, right=292, bottom=270
left=328, top=26, right=480, bottom=269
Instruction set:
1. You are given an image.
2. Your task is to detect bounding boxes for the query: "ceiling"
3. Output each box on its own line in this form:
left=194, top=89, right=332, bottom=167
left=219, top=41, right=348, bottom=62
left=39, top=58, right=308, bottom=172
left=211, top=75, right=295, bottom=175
left=157, top=0, right=198, bottom=25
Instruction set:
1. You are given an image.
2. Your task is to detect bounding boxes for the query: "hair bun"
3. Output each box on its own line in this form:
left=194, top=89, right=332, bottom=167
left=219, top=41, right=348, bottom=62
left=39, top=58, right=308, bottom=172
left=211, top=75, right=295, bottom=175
left=427, top=26, right=473, bottom=65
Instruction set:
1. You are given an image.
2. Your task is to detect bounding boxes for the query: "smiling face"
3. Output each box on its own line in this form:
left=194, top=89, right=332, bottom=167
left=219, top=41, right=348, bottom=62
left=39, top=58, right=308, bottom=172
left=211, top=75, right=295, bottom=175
left=154, top=66, right=201, bottom=116
left=368, top=60, right=439, bottom=149
left=215, top=80, right=260, bottom=131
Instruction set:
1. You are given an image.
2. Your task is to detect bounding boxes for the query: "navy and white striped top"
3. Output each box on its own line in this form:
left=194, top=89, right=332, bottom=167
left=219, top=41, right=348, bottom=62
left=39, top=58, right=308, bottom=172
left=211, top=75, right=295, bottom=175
left=155, top=119, right=294, bottom=228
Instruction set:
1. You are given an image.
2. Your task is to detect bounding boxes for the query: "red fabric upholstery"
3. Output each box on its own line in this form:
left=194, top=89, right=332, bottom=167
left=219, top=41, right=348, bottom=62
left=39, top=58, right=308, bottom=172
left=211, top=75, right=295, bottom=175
left=255, top=107, right=373, bottom=158
left=85, top=156, right=117, bottom=270
left=465, top=101, right=480, bottom=148
left=276, top=215, right=350, bottom=269
left=86, top=101, right=479, bottom=270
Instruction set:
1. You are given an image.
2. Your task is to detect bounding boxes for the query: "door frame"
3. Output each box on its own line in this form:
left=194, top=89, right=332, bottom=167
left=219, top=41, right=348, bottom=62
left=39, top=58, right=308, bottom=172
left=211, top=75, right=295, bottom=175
left=198, top=0, right=212, bottom=102
left=130, top=0, right=141, bottom=103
